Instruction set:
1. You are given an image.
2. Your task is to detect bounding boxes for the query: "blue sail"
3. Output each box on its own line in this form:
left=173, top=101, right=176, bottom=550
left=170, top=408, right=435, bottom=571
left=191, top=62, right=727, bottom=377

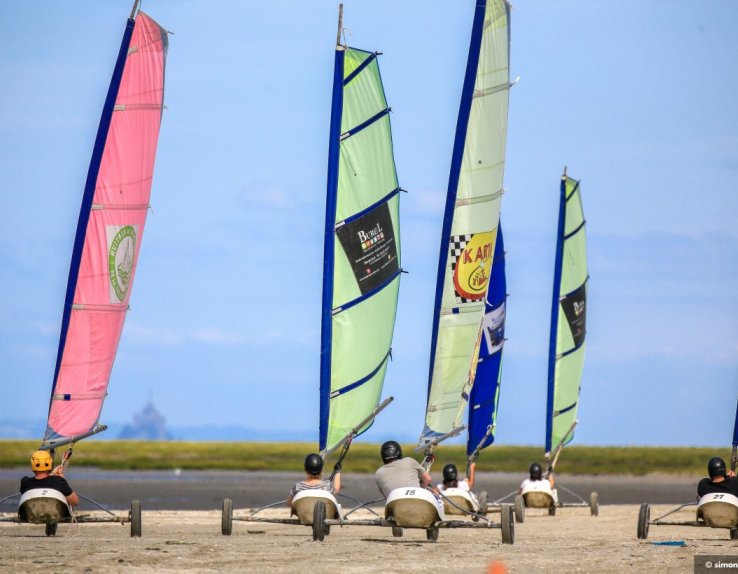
left=467, top=225, right=506, bottom=456
left=733, top=398, right=738, bottom=447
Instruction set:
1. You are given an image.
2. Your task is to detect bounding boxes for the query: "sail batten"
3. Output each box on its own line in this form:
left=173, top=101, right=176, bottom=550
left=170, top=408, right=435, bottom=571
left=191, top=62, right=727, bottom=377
left=319, top=38, right=401, bottom=452
left=421, top=0, right=511, bottom=443
left=545, top=174, right=588, bottom=454
left=43, top=11, right=168, bottom=446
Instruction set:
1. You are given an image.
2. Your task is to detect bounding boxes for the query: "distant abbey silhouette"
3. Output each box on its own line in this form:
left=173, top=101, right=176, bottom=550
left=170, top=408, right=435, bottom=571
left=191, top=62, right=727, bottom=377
left=118, top=398, right=172, bottom=440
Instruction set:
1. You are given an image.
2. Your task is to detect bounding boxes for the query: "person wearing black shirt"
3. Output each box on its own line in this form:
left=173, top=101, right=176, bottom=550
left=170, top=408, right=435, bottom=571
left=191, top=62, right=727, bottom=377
left=697, top=456, right=738, bottom=498
left=19, top=451, right=79, bottom=507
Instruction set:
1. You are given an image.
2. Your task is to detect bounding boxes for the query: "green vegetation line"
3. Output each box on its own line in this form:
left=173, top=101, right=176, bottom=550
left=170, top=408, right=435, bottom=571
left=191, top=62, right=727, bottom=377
left=0, top=440, right=726, bottom=476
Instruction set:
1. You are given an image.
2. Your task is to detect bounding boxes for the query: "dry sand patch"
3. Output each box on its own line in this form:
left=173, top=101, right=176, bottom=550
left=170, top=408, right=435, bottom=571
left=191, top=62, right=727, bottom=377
left=1, top=505, right=735, bottom=573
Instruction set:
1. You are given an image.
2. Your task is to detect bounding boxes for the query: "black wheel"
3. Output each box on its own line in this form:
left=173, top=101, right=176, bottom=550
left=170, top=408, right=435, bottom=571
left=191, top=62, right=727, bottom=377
left=45, top=523, right=57, bottom=537
left=426, top=527, right=439, bottom=542
left=501, top=504, right=514, bottom=544
left=392, top=525, right=403, bottom=537
left=478, top=490, right=489, bottom=514
left=637, top=503, right=650, bottom=540
left=590, top=492, right=599, bottom=517
left=312, top=501, right=326, bottom=542
left=221, top=499, right=233, bottom=536
left=548, top=504, right=556, bottom=516
left=130, top=500, right=142, bottom=538
left=324, top=524, right=331, bottom=536
left=730, top=529, right=738, bottom=540
left=514, top=495, right=525, bottom=523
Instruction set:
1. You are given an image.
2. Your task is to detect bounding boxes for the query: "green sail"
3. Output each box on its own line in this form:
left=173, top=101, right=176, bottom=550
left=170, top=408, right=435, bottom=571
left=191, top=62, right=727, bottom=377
left=320, top=45, right=401, bottom=452
left=546, top=174, right=588, bottom=454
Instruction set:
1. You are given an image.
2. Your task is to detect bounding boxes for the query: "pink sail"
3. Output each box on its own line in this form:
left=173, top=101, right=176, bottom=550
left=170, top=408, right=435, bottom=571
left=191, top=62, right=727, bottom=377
left=44, top=11, right=168, bottom=445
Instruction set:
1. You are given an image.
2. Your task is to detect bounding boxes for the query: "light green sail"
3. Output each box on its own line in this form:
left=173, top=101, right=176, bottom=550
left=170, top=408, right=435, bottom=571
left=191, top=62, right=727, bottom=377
left=421, top=0, right=511, bottom=441
left=546, top=174, right=588, bottom=454
left=320, top=45, right=401, bottom=452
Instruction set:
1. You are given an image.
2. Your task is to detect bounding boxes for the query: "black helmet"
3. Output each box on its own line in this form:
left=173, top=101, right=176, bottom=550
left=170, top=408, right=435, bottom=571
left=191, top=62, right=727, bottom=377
left=304, top=453, right=324, bottom=476
left=443, top=464, right=458, bottom=482
left=707, top=457, right=726, bottom=479
left=380, top=440, right=403, bottom=463
left=529, top=462, right=543, bottom=480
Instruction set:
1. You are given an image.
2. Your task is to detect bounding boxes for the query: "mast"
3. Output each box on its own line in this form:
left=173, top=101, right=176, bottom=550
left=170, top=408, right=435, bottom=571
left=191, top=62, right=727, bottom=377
left=319, top=6, right=402, bottom=452
left=421, top=0, right=511, bottom=445
left=545, top=171, right=588, bottom=457
left=43, top=10, right=169, bottom=448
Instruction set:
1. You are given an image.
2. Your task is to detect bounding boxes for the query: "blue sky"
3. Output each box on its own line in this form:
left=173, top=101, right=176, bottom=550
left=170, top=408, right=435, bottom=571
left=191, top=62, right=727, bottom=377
left=1, top=1, right=736, bottom=448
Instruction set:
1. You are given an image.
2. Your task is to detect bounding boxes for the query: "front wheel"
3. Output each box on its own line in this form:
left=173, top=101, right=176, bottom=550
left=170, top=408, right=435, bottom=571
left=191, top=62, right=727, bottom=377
left=45, top=523, right=57, bottom=537
left=130, top=500, right=142, bottom=538
left=478, top=490, right=489, bottom=515
left=392, top=525, right=403, bottom=537
left=730, top=529, right=738, bottom=540
left=312, top=501, right=326, bottom=542
left=221, top=499, right=233, bottom=536
left=514, top=495, right=525, bottom=523
left=548, top=504, right=556, bottom=516
left=501, top=504, right=514, bottom=544
left=637, top=503, right=650, bottom=540
left=426, top=527, right=439, bottom=542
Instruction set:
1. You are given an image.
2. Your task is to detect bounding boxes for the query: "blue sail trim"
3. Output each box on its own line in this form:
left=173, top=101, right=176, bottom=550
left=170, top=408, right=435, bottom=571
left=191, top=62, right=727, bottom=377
left=343, top=51, right=378, bottom=86
left=553, top=401, right=578, bottom=417
left=341, top=108, right=389, bottom=140
left=564, top=220, right=585, bottom=241
left=332, top=270, right=400, bottom=316
left=330, top=350, right=392, bottom=398
left=337, top=188, right=400, bottom=227
left=426, top=0, right=488, bottom=403
left=319, top=47, right=346, bottom=452
left=46, top=17, right=136, bottom=435
left=559, top=340, right=585, bottom=359
left=732, top=399, right=738, bottom=446
left=545, top=177, right=568, bottom=454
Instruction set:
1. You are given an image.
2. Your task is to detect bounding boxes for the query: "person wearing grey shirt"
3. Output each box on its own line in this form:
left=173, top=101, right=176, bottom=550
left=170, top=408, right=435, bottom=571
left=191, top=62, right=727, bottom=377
left=375, top=440, right=432, bottom=498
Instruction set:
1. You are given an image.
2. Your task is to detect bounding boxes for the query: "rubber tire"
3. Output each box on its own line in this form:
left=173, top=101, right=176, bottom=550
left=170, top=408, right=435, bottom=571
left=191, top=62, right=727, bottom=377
left=312, top=501, right=326, bottom=542
left=637, top=503, right=650, bottom=540
left=222, top=499, right=233, bottom=536
left=478, top=490, right=489, bottom=515
left=324, top=524, right=331, bottom=536
left=548, top=504, right=556, bottom=516
left=130, top=500, right=142, bottom=538
left=426, top=527, right=439, bottom=542
left=501, top=504, right=514, bottom=544
left=45, top=523, right=57, bottom=537
left=590, top=492, right=599, bottom=516
left=392, top=526, right=403, bottom=537
left=514, top=495, right=525, bottom=523
left=730, top=529, right=738, bottom=540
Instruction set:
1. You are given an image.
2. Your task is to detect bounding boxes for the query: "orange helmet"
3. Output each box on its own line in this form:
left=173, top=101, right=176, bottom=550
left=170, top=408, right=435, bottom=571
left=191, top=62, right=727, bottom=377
left=31, top=450, right=52, bottom=471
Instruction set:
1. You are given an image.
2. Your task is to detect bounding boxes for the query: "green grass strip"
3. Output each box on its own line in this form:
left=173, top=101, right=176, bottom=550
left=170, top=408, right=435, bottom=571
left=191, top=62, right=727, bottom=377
left=0, top=440, right=728, bottom=475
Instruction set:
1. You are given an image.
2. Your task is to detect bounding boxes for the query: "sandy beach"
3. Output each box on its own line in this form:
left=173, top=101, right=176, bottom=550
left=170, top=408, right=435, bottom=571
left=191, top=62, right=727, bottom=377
left=1, top=471, right=736, bottom=572
left=0, top=504, right=735, bottom=573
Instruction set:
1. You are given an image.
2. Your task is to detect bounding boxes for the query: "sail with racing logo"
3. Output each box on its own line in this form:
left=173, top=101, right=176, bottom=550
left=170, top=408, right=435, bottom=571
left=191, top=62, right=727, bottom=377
left=420, top=0, right=511, bottom=444
left=545, top=172, right=588, bottom=456
left=467, top=224, right=506, bottom=456
left=42, top=3, right=168, bottom=449
left=319, top=7, right=401, bottom=452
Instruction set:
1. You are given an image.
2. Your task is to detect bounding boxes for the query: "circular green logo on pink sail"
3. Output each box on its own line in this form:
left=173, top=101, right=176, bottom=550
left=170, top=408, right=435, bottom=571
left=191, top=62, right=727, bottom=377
left=108, top=225, right=136, bottom=302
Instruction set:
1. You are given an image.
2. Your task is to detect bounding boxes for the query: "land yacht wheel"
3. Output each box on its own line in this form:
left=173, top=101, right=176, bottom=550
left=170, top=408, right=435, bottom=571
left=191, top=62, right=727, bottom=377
left=590, top=492, right=599, bottom=516
left=730, top=528, right=737, bottom=540
left=221, top=499, right=233, bottom=536
left=636, top=503, right=650, bottom=540
left=548, top=504, right=556, bottom=516
left=392, top=526, right=403, bottom=537
left=426, top=527, right=439, bottom=542
left=130, top=500, right=142, bottom=538
left=501, top=504, right=514, bottom=544
left=45, top=523, right=57, bottom=536
left=478, top=491, right=489, bottom=514
left=312, top=501, right=326, bottom=542
left=514, top=495, right=525, bottom=523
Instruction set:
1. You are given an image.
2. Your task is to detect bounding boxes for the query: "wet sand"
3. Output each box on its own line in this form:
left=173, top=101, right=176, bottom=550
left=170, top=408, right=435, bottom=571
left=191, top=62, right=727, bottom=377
left=1, top=504, right=735, bottom=573
left=0, top=469, right=704, bottom=511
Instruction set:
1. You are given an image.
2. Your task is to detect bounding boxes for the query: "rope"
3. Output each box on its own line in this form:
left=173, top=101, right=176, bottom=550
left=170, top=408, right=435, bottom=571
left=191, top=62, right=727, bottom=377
left=436, top=489, right=491, bottom=524
left=556, top=483, right=586, bottom=504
